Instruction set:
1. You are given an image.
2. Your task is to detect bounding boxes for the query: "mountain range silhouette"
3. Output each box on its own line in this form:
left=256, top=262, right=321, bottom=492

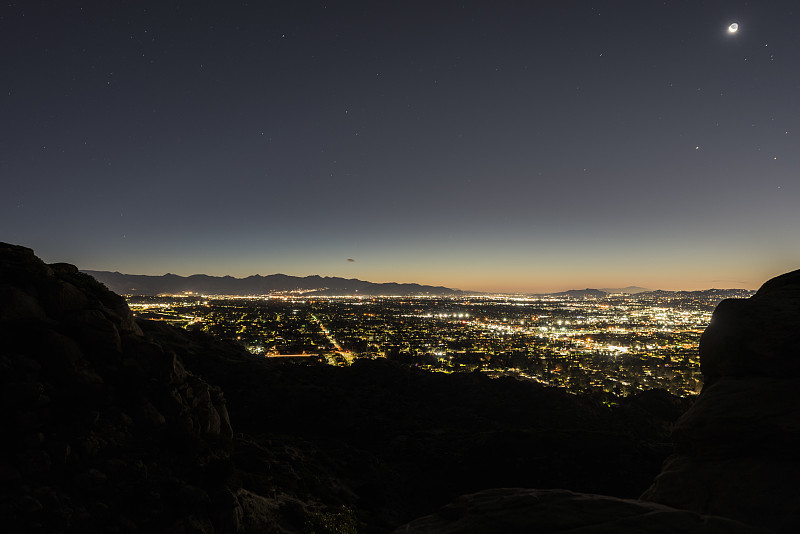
left=83, top=270, right=463, bottom=296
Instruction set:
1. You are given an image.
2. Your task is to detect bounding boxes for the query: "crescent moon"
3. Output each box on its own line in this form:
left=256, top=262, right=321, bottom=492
left=728, top=23, right=739, bottom=33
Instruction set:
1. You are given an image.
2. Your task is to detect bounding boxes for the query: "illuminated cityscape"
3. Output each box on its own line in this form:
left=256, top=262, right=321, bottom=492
left=127, top=289, right=752, bottom=397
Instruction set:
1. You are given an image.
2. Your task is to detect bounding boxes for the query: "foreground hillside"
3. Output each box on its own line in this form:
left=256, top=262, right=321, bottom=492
left=2, top=242, right=797, bottom=532
left=142, top=319, right=688, bottom=528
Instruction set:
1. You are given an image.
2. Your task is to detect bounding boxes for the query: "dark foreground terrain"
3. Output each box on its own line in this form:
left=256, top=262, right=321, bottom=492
left=2, top=242, right=798, bottom=532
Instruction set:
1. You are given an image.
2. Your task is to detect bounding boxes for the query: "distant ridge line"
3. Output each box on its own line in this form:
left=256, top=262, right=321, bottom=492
left=82, top=270, right=463, bottom=297
left=524, top=288, right=754, bottom=299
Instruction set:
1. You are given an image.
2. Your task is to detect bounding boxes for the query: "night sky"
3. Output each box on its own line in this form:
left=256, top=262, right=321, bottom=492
left=3, top=1, right=798, bottom=293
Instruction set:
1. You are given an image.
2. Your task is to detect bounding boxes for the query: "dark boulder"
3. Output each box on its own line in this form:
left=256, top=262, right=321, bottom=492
left=393, top=488, right=767, bottom=533
left=0, top=242, right=238, bottom=533
left=643, top=268, right=800, bottom=532
left=699, top=268, right=800, bottom=382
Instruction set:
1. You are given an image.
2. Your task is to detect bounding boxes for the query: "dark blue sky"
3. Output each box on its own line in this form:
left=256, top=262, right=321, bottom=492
left=2, top=1, right=798, bottom=292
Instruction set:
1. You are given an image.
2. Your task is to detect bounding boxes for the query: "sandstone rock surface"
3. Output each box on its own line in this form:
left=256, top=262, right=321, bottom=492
left=394, top=488, right=767, bottom=533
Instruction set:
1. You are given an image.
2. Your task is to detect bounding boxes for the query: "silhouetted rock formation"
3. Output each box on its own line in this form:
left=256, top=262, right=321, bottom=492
left=642, top=268, right=800, bottom=532
left=1, top=243, right=237, bottom=533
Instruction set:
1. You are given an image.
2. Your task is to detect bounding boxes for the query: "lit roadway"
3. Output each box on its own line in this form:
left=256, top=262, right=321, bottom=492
left=310, top=314, right=354, bottom=364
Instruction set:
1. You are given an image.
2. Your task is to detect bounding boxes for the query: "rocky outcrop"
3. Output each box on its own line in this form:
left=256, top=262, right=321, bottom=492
left=0, top=243, right=236, bottom=533
left=642, top=268, right=800, bottom=532
left=393, top=488, right=767, bottom=533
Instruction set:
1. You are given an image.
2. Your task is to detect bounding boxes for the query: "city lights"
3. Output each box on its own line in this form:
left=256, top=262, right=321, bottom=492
left=127, top=289, right=752, bottom=397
